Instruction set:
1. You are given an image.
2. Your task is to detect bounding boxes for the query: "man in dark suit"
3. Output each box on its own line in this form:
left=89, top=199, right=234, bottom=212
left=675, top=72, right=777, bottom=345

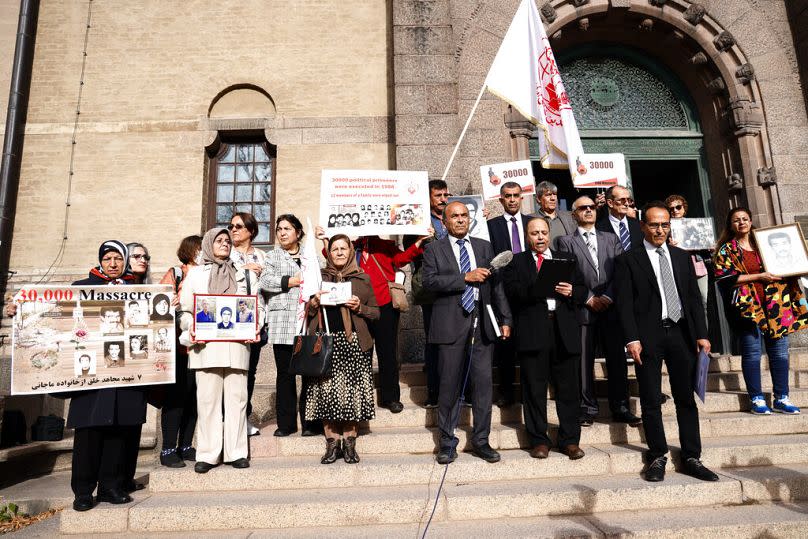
left=504, top=216, right=586, bottom=459
left=423, top=201, right=512, bottom=464
left=615, top=202, right=718, bottom=483
left=487, top=181, right=531, bottom=407
left=596, top=185, right=643, bottom=252
left=534, top=181, right=577, bottom=243
left=556, top=196, right=639, bottom=427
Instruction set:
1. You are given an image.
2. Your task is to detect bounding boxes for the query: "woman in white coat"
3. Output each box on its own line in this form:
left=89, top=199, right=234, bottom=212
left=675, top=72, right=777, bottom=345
left=180, top=227, right=263, bottom=473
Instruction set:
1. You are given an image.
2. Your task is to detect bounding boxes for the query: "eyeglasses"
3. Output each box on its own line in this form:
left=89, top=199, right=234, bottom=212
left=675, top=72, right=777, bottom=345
left=612, top=197, right=633, bottom=206
left=669, top=204, right=683, bottom=211
left=575, top=204, right=596, bottom=211
left=130, top=254, right=151, bottom=261
left=645, top=223, right=671, bottom=231
left=228, top=223, right=245, bottom=231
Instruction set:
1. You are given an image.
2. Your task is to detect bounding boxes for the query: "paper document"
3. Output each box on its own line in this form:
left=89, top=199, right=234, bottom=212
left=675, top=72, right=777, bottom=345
left=486, top=305, right=501, bottom=338
left=694, top=348, right=710, bottom=403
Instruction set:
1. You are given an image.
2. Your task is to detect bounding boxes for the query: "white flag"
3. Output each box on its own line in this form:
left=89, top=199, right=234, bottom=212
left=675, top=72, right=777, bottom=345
left=295, top=217, right=323, bottom=334
left=484, top=0, right=586, bottom=178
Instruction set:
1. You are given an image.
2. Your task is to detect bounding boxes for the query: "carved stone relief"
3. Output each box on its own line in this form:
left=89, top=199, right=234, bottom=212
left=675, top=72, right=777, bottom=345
left=725, top=98, right=764, bottom=136
left=683, top=4, right=706, bottom=25
left=714, top=31, right=735, bottom=52
left=579, top=18, right=590, bottom=31
left=707, top=77, right=726, bottom=94
left=649, top=0, right=669, bottom=6
left=690, top=52, right=707, bottom=65
left=639, top=19, right=654, bottom=31
left=735, top=63, right=755, bottom=84
left=727, top=173, right=743, bottom=192
left=540, top=3, right=557, bottom=24
left=757, top=167, right=777, bottom=187
left=570, top=0, right=590, bottom=7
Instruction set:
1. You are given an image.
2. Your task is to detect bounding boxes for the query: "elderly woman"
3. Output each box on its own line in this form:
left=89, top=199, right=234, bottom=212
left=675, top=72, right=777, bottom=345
left=259, top=214, right=320, bottom=437
left=714, top=207, right=808, bottom=415
left=126, top=242, right=151, bottom=284
left=229, top=212, right=267, bottom=436
left=180, top=228, right=263, bottom=472
left=306, top=234, right=379, bottom=464
left=157, top=234, right=202, bottom=467
left=3, top=241, right=145, bottom=511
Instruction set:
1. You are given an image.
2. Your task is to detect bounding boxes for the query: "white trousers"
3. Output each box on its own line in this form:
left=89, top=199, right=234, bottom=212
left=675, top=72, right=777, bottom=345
left=195, top=367, right=248, bottom=464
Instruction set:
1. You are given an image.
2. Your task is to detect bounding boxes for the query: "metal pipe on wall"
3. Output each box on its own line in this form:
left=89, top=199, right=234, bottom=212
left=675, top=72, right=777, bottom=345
left=0, top=0, right=40, bottom=305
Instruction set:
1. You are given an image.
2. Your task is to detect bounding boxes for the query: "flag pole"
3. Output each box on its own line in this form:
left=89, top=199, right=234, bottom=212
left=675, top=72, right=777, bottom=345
left=439, top=82, right=487, bottom=183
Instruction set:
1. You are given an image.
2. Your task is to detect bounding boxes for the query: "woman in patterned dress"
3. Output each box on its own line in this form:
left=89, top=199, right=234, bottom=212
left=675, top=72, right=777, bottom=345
left=305, top=234, right=379, bottom=464
left=714, top=207, right=808, bottom=415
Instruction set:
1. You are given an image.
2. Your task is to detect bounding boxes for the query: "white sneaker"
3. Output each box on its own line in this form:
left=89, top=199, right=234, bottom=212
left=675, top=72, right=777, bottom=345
left=248, top=421, right=261, bottom=436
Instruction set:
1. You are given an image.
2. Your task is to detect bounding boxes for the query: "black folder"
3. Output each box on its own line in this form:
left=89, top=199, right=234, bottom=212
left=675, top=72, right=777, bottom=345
left=534, top=258, right=576, bottom=297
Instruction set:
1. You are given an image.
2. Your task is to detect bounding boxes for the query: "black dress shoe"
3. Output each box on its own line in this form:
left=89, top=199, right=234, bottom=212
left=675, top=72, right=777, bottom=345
left=72, top=495, right=95, bottom=512
left=301, top=429, right=319, bottom=437
left=579, top=416, right=594, bottom=427
left=122, top=480, right=144, bottom=492
left=230, top=458, right=250, bottom=469
left=644, top=455, right=667, bottom=482
left=382, top=401, right=404, bottom=413
left=96, top=488, right=132, bottom=505
left=424, top=400, right=438, bottom=409
left=160, top=450, right=186, bottom=468
left=682, top=457, right=719, bottom=482
left=436, top=448, right=458, bottom=464
left=472, top=443, right=501, bottom=463
left=274, top=428, right=296, bottom=437
left=178, top=447, right=196, bottom=461
left=194, top=461, right=217, bottom=473
left=612, top=408, right=642, bottom=427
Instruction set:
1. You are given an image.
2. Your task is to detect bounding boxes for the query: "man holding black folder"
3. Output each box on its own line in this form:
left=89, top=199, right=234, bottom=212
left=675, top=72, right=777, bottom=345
left=504, top=217, right=586, bottom=460
left=614, top=202, right=718, bottom=483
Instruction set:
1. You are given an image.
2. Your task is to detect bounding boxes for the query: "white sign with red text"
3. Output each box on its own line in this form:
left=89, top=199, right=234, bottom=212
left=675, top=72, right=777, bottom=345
left=572, top=153, right=628, bottom=188
left=479, top=160, right=536, bottom=201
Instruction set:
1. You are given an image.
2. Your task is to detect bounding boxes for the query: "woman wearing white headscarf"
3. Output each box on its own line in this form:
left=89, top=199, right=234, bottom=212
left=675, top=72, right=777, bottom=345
left=179, top=227, right=263, bottom=472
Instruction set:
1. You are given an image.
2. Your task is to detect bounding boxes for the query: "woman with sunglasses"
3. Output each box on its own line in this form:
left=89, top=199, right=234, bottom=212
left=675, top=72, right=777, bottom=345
left=127, top=242, right=152, bottom=284
left=665, top=195, right=710, bottom=321
left=228, top=212, right=267, bottom=436
left=714, top=207, right=807, bottom=415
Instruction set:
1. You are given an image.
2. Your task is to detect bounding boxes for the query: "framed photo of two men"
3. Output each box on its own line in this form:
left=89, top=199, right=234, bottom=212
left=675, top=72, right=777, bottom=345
left=193, top=293, right=258, bottom=342
left=753, top=223, right=808, bottom=278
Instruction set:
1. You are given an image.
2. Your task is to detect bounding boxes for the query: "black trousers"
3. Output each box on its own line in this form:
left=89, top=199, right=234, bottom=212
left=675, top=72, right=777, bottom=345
left=635, top=322, right=701, bottom=460
left=368, top=303, right=401, bottom=403
left=519, top=316, right=581, bottom=448
left=437, top=318, right=493, bottom=449
left=273, top=343, right=311, bottom=432
left=123, top=424, right=142, bottom=484
left=421, top=304, right=440, bottom=403
left=494, top=337, right=517, bottom=401
left=580, top=314, right=630, bottom=417
left=160, top=349, right=197, bottom=450
left=71, top=425, right=136, bottom=497
left=246, top=329, right=268, bottom=418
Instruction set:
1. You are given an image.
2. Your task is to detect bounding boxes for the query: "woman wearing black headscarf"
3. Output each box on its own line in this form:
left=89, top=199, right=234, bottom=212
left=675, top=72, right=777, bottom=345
left=179, top=228, right=263, bottom=473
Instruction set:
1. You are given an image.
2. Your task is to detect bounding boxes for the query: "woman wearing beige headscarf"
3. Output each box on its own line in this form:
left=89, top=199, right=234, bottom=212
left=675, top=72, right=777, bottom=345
left=179, top=227, right=263, bottom=473
left=305, top=234, right=379, bottom=464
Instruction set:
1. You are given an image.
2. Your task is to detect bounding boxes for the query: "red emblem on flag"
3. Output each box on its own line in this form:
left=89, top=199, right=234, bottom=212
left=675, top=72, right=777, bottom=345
left=536, top=38, right=570, bottom=127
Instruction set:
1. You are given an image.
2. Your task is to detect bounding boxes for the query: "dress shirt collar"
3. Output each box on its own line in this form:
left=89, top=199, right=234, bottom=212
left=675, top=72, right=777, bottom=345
left=578, top=226, right=596, bottom=237
left=644, top=239, right=668, bottom=255
left=608, top=212, right=627, bottom=227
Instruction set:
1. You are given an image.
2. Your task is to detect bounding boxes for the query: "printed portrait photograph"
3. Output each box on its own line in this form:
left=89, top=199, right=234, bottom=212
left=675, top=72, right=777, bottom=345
left=235, top=297, right=256, bottom=324
left=128, top=334, right=150, bottom=360
left=74, top=351, right=97, bottom=377
left=98, top=305, right=124, bottom=335
left=195, top=297, right=216, bottom=324
left=103, top=340, right=126, bottom=368
left=670, top=218, right=716, bottom=251
left=753, top=223, right=808, bottom=278
left=154, top=326, right=172, bottom=352
left=150, top=293, right=174, bottom=322
left=448, top=195, right=490, bottom=241
left=124, top=299, right=149, bottom=327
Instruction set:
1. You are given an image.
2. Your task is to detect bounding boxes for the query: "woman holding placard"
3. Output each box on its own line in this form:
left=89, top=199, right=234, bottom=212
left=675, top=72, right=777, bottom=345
left=305, top=234, right=379, bottom=464
left=179, top=227, right=263, bottom=473
left=714, top=207, right=808, bottom=415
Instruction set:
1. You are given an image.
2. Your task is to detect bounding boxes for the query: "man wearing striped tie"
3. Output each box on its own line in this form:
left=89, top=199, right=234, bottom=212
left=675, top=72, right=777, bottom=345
left=423, top=201, right=513, bottom=464
left=596, top=185, right=643, bottom=252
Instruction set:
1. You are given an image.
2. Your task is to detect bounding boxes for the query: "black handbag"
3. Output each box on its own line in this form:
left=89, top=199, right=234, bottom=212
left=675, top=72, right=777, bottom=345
left=289, top=305, right=334, bottom=377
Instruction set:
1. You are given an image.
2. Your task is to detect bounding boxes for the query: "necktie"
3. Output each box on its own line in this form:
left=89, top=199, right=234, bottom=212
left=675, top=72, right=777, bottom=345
left=510, top=217, right=522, bottom=254
left=535, top=252, right=544, bottom=272
left=583, top=231, right=599, bottom=271
left=657, top=247, right=682, bottom=322
left=458, top=239, right=475, bottom=313
left=619, top=221, right=631, bottom=251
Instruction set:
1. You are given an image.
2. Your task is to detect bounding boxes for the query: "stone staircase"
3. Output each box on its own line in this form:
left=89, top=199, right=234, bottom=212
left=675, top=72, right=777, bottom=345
left=59, top=353, right=808, bottom=537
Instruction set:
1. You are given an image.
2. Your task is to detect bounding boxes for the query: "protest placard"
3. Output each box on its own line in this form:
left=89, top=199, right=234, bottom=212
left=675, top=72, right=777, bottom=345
left=10, top=285, right=175, bottom=395
left=320, top=169, right=430, bottom=236
left=193, top=294, right=259, bottom=342
left=479, top=160, right=535, bottom=201
left=448, top=195, right=490, bottom=241
left=572, top=153, right=627, bottom=188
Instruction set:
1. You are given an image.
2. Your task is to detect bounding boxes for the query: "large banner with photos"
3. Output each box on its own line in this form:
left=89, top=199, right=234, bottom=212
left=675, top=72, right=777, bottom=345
left=320, top=169, right=430, bottom=237
left=10, top=285, right=176, bottom=395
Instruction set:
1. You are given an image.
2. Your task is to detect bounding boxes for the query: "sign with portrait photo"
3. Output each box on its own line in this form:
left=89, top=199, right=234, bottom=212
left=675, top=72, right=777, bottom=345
left=753, top=223, right=808, bottom=278
left=448, top=195, right=490, bottom=241
left=670, top=218, right=716, bottom=251
left=193, top=294, right=259, bottom=342
left=571, top=153, right=628, bottom=189
left=320, top=169, right=430, bottom=237
left=10, top=285, right=175, bottom=395
left=320, top=282, right=352, bottom=306
left=479, top=160, right=536, bottom=201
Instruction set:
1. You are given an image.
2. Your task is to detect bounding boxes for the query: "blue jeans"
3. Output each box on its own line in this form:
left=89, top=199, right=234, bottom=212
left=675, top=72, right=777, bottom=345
left=739, top=325, right=790, bottom=398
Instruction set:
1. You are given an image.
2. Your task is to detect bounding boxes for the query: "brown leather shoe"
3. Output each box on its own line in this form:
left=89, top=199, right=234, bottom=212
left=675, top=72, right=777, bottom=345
left=529, top=444, right=550, bottom=459
left=561, top=444, right=585, bottom=460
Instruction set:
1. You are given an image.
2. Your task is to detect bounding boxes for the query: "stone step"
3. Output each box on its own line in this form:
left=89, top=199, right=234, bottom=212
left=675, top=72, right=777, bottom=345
left=248, top=411, right=808, bottom=458
left=242, top=502, right=808, bottom=538
left=596, top=369, right=808, bottom=396
left=150, top=434, right=808, bottom=494
left=60, top=471, right=743, bottom=533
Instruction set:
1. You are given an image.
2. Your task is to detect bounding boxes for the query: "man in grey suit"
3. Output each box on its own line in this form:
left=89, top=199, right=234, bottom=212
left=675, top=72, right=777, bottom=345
left=423, top=201, right=513, bottom=464
left=534, top=180, right=577, bottom=243
left=555, top=195, right=640, bottom=427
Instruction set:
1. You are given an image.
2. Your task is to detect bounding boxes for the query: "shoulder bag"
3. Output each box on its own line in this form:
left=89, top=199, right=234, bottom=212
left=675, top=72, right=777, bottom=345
left=290, top=304, right=334, bottom=377
left=370, top=255, right=410, bottom=312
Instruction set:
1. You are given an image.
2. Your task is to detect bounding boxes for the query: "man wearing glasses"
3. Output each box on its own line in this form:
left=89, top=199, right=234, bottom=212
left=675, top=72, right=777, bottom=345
left=556, top=196, right=639, bottom=427
left=596, top=185, right=643, bottom=252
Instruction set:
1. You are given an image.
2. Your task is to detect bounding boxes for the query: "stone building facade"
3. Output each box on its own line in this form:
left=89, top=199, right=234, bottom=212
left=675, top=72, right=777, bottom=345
left=2, top=0, right=808, bottom=422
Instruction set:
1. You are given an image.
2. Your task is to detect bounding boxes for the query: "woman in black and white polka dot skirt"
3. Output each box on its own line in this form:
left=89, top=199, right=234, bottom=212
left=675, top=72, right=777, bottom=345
left=305, top=234, right=380, bottom=464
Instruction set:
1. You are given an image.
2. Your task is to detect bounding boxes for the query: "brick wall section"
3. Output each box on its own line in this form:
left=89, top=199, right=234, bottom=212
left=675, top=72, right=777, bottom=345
left=0, top=0, right=20, bottom=127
